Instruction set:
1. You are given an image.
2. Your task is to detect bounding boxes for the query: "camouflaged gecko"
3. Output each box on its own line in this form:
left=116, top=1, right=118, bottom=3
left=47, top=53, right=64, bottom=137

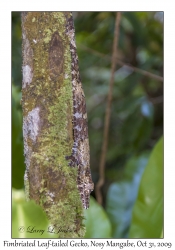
left=65, top=15, right=94, bottom=209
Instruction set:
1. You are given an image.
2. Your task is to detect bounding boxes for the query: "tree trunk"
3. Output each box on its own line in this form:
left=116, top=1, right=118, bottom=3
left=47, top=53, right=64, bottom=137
left=21, top=11, right=90, bottom=238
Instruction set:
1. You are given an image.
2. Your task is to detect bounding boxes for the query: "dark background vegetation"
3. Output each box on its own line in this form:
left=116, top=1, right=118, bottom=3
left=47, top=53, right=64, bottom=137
left=12, top=12, right=163, bottom=238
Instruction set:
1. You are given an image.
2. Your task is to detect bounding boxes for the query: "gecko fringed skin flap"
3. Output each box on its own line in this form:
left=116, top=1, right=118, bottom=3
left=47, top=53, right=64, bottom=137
left=65, top=15, right=94, bottom=209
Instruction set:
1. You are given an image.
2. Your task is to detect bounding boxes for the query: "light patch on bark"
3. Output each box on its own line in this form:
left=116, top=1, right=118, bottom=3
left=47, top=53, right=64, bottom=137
left=23, top=144, right=32, bottom=170
left=65, top=73, right=69, bottom=79
left=47, top=191, right=55, bottom=203
left=24, top=170, right=30, bottom=201
left=23, top=107, right=40, bottom=142
left=22, top=65, right=33, bottom=88
left=23, top=107, right=40, bottom=173
left=22, top=32, right=26, bottom=40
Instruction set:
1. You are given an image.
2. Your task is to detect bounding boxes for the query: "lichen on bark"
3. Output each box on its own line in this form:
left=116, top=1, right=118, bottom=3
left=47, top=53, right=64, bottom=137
left=21, top=12, right=85, bottom=238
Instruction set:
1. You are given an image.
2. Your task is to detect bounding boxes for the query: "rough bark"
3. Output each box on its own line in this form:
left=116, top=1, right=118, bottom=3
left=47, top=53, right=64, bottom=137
left=21, top=12, right=85, bottom=238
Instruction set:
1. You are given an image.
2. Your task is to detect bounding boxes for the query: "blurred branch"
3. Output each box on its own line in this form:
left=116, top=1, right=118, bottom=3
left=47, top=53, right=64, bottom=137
left=117, top=62, right=163, bottom=82
left=77, top=44, right=163, bottom=82
left=95, top=12, right=121, bottom=205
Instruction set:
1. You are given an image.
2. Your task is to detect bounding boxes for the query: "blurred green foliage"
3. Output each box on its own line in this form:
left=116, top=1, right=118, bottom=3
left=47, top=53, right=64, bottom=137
left=12, top=12, right=22, bottom=87
left=12, top=12, right=163, bottom=238
left=129, top=137, right=163, bottom=238
left=84, top=197, right=112, bottom=238
left=12, top=83, right=25, bottom=189
left=12, top=189, right=57, bottom=238
left=106, top=152, right=150, bottom=238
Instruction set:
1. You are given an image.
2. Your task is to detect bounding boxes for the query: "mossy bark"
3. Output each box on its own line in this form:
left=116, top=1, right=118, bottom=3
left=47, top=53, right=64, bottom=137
left=21, top=12, right=85, bottom=238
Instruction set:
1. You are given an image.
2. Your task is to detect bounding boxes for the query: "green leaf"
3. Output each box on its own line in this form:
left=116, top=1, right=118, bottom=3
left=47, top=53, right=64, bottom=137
left=106, top=153, right=149, bottom=238
left=84, top=197, right=112, bottom=238
left=129, top=137, right=163, bottom=238
left=12, top=189, right=57, bottom=238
